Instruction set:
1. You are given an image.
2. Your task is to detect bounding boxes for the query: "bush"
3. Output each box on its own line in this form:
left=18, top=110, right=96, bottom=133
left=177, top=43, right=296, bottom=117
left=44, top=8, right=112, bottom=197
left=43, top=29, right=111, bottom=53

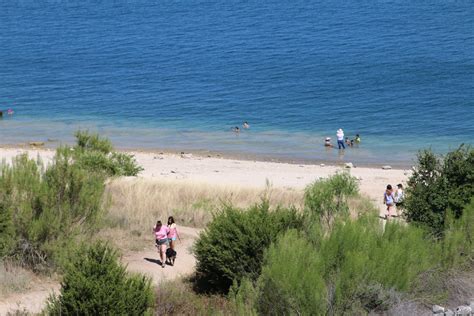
left=404, top=146, right=474, bottom=235
left=256, top=230, right=327, bottom=315
left=304, top=172, right=358, bottom=229
left=73, top=130, right=143, bottom=177
left=47, top=242, right=154, bottom=315
left=235, top=214, right=459, bottom=315
left=193, top=202, right=303, bottom=294
left=0, top=152, right=105, bottom=270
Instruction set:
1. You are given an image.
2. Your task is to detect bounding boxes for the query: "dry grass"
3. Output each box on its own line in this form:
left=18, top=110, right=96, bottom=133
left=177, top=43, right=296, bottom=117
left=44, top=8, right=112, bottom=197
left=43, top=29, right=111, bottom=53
left=103, top=178, right=304, bottom=232
left=0, top=261, right=34, bottom=296
left=155, top=279, right=231, bottom=315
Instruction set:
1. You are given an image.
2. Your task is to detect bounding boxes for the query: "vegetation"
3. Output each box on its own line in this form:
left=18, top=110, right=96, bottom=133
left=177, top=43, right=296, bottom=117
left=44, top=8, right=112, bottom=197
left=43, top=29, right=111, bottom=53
left=193, top=202, right=303, bottom=293
left=0, top=131, right=142, bottom=271
left=404, top=145, right=473, bottom=235
left=47, top=242, right=154, bottom=315
left=304, top=172, right=358, bottom=229
left=74, top=130, right=143, bottom=177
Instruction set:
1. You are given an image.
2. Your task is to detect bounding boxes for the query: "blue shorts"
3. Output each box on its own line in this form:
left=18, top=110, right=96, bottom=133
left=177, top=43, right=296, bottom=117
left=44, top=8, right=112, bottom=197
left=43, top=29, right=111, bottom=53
left=168, top=237, right=177, bottom=242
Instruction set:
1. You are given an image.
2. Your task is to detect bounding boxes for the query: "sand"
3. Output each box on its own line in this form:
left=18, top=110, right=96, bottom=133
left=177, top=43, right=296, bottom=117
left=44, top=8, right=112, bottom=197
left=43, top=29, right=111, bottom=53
left=0, top=147, right=410, bottom=314
left=0, top=147, right=410, bottom=209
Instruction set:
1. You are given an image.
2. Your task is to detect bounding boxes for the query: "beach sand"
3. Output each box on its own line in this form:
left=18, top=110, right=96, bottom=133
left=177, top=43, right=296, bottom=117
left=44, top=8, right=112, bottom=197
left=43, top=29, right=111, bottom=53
left=0, top=147, right=410, bottom=215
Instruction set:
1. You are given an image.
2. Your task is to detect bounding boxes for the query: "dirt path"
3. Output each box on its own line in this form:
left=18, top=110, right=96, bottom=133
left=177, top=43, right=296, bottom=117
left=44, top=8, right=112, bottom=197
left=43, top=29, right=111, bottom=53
left=122, top=226, right=201, bottom=286
left=0, top=226, right=201, bottom=315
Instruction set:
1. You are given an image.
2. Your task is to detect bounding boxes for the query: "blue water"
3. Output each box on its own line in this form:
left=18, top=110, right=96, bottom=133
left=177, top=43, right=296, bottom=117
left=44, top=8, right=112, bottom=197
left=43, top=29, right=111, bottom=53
left=0, top=0, right=473, bottom=166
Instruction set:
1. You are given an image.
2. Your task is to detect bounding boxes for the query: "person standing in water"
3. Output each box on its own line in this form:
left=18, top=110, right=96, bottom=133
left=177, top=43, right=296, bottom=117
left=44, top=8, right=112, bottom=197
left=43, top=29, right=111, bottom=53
left=336, top=128, right=345, bottom=149
left=167, top=216, right=181, bottom=251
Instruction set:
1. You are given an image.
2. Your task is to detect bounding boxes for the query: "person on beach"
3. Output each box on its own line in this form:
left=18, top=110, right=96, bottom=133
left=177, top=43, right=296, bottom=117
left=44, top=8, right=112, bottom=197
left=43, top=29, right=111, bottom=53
left=394, top=184, right=405, bottom=215
left=167, top=216, right=181, bottom=251
left=153, top=220, right=170, bottom=268
left=336, top=128, right=345, bottom=149
left=383, top=185, right=395, bottom=219
left=243, top=121, right=250, bottom=129
left=324, top=137, right=333, bottom=147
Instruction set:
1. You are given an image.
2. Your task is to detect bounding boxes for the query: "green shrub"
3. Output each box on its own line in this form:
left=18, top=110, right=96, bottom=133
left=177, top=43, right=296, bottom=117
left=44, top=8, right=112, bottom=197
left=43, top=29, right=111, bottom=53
left=245, top=215, right=452, bottom=315
left=75, top=130, right=113, bottom=154
left=404, top=146, right=474, bottom=235
left=304, top=172, right=358, bottom=229
left=193, top=202, right=303, bottom=294
left=0, top=152, right=105, bottom=270
left=47, top=241, right=154, bottom=315
left=73, top=130, right=143, bottom=177
left=0, top=203, right=15, bottom=257
left=256, top=230, right=327, bottom=315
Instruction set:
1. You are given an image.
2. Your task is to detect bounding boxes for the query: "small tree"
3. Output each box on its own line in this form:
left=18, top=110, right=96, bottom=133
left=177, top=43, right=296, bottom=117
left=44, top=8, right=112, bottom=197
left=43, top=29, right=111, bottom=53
left=304, top=172, right=358, bottom=229
left=404, top=146, right=473, bottom=236
left=47, top=242, right=154, bottom=315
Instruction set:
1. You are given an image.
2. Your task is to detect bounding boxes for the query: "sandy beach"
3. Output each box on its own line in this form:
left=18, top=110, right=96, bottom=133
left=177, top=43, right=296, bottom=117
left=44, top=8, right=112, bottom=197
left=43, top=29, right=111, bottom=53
left=0, top=146, right=410, bottom=214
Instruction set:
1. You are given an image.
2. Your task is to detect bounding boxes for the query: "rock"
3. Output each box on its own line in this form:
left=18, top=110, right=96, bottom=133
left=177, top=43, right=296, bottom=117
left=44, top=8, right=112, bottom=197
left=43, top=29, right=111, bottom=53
left=357, top=176, right=363, bottom=181
left=181, top=153, right=193, bottom=159
left=470, top=301, right=474, bottom=311
left=29, top=141, right=45, bottom=147
left=444, top=309, right=454, bottom=316
left=432, top=305, right=445, bottom=313
left=170, top=170, right=177, bottom=174
left=344, top=162, right=354, bottom=169
left=320, top=163, right=325, bottom=167
left=382, top=165, right=392, bottom=170
left=455, top=306, right=472, bottom=315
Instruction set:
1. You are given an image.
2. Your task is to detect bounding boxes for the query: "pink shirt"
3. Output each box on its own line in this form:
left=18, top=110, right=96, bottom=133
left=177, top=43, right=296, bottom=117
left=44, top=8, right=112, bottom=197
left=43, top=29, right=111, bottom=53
left=167, top=223, right=177, bottom=238
left=154, top=225, right=169, bottom=240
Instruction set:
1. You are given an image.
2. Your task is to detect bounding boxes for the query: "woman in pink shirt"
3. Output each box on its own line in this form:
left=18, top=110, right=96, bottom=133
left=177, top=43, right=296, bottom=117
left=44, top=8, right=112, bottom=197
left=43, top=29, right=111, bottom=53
left=167, top=216, right=181, bottom=251
left=153, top=220, right=169, bottom=268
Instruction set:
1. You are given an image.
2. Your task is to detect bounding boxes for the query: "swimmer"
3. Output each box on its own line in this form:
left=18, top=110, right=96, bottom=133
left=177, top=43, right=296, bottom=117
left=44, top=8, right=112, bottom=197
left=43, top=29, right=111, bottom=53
left=355, top=134, right=361, bottom=143
left=324, top=137, right=333, bottom=147
left=7, top=109, right=13, bottom=115
left=243, top=121, right=250, bottom=129
left=232, top=126, right=240, bottom=133
left=345, top=137, right=352, bottom=146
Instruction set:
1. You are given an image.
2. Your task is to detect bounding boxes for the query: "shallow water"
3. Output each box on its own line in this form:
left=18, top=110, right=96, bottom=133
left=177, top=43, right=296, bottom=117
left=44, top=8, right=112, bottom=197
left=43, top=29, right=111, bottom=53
left=0, top=0, right=473, bottom=165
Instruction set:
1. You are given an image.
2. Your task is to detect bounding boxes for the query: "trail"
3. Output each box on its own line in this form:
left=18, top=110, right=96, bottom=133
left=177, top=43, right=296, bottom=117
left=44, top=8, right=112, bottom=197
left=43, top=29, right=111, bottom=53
left=0, top=226, right=201, bottom=315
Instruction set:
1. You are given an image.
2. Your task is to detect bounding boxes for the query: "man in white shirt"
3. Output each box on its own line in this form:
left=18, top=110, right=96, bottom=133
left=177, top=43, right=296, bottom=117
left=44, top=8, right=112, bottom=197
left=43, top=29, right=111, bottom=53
left=336, top=128, right=345, bottom=149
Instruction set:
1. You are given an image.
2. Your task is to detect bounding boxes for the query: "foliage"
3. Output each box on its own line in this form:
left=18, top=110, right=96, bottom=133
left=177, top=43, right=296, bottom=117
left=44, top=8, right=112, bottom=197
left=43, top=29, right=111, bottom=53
left=75, top=130, right=113, bottom=154
left=256, top=230, right=327, bottom=315
left=0, top=153, right=104, bottom=270
left=47, top=242, right=154, bottom=315
left=73, top=130, right=143, bottom=177
left=232, top=206, right=473, bottom=315
left=404, top=146, right=474, bottom=235
left=193, top=202, right=304, bottom=294
left=304, top=172, right=358, bottom=229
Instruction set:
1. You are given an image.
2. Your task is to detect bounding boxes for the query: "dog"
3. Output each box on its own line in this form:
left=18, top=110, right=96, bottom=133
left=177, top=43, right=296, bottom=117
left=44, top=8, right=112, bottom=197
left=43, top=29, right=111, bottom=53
left=166, top=248, right=177, bottom=266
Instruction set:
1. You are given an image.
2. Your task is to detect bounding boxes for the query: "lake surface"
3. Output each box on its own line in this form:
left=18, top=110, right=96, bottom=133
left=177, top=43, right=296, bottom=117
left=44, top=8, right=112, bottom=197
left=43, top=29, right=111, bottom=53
left=1, top=0, right=473, bottom=166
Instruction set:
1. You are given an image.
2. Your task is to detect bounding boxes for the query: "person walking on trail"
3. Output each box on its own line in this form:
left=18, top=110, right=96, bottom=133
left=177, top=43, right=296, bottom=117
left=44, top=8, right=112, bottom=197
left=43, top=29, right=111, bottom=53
left=383, top=185, right=395, bottom=219
left=394, top=184, right=405, bottom=215
left=167, top=216, right=181, bottom=251
left=336, top=128, right=345, bottom=149
left=153, top=220, right=170, bottom=268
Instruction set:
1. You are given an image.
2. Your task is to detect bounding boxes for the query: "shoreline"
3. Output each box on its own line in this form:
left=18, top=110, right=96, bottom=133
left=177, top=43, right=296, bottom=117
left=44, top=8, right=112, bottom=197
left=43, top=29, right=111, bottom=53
left=0, top=142, right=414, bottom=170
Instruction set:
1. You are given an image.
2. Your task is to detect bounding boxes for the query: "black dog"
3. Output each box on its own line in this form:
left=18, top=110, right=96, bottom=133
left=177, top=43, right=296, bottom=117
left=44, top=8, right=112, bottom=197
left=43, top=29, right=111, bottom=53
left=166, top=248, right=177, bottom=266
